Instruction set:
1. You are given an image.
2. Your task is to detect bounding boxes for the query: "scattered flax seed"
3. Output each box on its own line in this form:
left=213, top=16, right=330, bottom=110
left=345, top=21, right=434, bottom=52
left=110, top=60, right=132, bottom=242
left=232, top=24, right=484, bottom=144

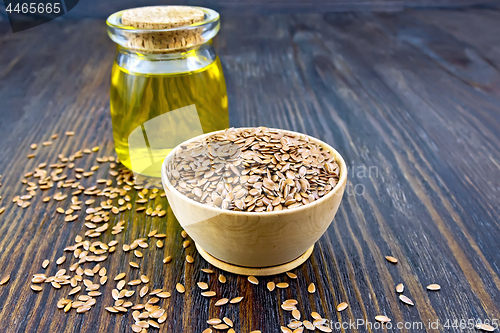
left=219, top=274, right=226, bottom=284
left=117, top=280, right=126, bottom=290
left=42, top=141, right=53, bottom=146
left=201, top=268, right=213, bottom=274
left=308, top=283, right=316, bottom=293
left=396, top=283, right=404, bottom=293
left=207, top=318, right=222, bottom=325
left=31, top=285, right=43, bottom=292
left=64, top=302, right=72, bottom=312
left=223, top=317, right=233, bottom=327
left=213, top=324, right=229, bottom=330
left=163, top=256, right=172, bottom=264
left=311, top=312, right=322, bottom=320
left=140, top=286, right=148, bottom=298
left=248, top=276, right=258, bottom=285
left=140, top=275, right=149, bottom=284
left=197, top=282, right=209, bottom=290
left=375, top=315, right=391, bottom=323
left=385, top=256, right=398, bottom=264
left=476, top=323, right=495, bottom=332
left=68, top=286, right=81, bottom=295
left=181, top=230, right=187, bottom=238
left=267, top=281, right=275, bottom=291
left=399, top=295, right=414, bottom=306
left=215, top=298, right=229, bottom=306
left=288, top=322, right=301, bottom=329
left=276, top=282, right=289, bottom=289
left=114, top=306, right=128, bottom=312
left=32, top=276, right=46, bottom=283
left=42, top=260, right=50, bottom=269
left=281, top=304, right=296, bottom=311
left=148, top=297, right=160, bottom=304
left=186, top=255, right=194, bottom=263
left=129, top=262, right=139, bottom=268
left=176, top=283, right=185, bottom=294
left=114, top=273, right=126, bottom=281
left=427, top=284, right=441, bottom=291
left=201, top=291, right=216, bottom=297
left=65, top=131, right=74, bottom=136
left=156, top=240, right=163, bottom=248
left=157, top=292, right=171, bottom=298
left=106, top=307, right=119, bottom=313
left=150, top=289, right=162, bottom=295
left=230, top=296, right=244, bottom=304
left=281, top=327, right=292, bottom=333
left=183, top=240, right=190, bottom=248
left=0, top=275, right=10, bottom=285
left=286, top=272, right=297, bottom=279
left=292, top=309, right=301, bottom=320
left=30, top=143, right=37, bottom=150
left=0, top=207, right=5, bottom=214
left=337, top=302, right=348, bottom=312
left=77, top=306, right=91, bottom=313
left=128, top=279, right=141, bottom=286
left=56, top=256, right=66, bottom=265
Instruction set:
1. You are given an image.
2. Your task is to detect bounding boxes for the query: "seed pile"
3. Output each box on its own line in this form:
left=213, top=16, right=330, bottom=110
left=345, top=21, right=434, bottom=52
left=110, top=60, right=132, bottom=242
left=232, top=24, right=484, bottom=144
left=166, top=127, right=340, bottom=212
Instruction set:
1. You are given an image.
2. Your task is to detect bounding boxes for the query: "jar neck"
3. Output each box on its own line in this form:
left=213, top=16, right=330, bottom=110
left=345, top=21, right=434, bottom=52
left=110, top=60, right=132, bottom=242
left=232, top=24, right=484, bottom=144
left=115, top=41, right=216, bottom=75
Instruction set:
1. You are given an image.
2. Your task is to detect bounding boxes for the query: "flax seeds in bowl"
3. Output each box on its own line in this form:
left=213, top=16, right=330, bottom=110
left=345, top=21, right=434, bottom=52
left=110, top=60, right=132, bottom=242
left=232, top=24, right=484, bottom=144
left=166, top=127, right=340, bottom=211
left=161, top=127, right=347, bottom=274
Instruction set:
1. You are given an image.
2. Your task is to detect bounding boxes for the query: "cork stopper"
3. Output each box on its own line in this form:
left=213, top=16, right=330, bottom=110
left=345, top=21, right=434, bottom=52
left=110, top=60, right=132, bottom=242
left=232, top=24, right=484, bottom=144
left=120, top=6, right=206, bottom=53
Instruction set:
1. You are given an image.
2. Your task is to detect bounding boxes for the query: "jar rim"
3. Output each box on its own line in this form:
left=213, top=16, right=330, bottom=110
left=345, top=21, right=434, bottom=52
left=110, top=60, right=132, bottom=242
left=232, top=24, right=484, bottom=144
left=106, top=6, right=220, bottom=33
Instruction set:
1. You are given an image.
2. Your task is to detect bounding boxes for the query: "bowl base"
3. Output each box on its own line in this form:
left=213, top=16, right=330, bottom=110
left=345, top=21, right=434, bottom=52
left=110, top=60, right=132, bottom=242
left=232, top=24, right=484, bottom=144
left=195, top=243, right=314, bottom=276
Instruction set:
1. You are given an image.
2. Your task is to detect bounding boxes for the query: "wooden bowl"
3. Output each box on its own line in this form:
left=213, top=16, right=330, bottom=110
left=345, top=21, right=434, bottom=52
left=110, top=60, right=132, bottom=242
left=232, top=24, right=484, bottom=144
left=161, top=128, right=347, bottom=275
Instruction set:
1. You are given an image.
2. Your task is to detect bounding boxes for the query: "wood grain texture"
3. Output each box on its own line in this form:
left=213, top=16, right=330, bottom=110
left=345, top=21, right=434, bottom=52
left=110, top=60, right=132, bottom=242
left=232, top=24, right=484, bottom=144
left=0, top=6, right=500, bottom=333
left=4, top=0, right=495, bottom=21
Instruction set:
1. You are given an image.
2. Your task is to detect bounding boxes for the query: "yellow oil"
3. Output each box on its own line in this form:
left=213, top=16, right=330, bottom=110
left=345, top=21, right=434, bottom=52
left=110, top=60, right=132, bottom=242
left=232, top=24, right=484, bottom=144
left=110, top=57, right=229, bottom=178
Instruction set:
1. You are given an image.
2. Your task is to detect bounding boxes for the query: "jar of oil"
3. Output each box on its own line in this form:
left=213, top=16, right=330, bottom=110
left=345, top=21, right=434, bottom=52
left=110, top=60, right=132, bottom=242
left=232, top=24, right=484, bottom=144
left=107, top=6, right=229, bottom=178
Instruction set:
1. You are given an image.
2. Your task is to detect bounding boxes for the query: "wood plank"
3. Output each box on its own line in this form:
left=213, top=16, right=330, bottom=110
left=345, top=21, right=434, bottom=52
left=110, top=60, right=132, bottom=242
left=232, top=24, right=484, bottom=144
left=0, top=7, right=499, bottom=332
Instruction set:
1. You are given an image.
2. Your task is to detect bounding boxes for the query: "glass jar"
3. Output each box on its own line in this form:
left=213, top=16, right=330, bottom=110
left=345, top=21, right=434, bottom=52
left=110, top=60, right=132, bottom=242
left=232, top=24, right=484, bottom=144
left=106, top=6, right=229, bottom=178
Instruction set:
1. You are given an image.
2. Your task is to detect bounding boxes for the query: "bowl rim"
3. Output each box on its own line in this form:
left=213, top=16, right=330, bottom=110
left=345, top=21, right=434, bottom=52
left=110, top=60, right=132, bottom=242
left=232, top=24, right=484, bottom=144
left=161, top=127, right=347, bottom=217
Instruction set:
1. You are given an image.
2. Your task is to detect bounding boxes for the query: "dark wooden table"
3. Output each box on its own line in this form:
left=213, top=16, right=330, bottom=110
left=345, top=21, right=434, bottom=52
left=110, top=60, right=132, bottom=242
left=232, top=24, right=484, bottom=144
left=1, top=6, right=500, bottom=333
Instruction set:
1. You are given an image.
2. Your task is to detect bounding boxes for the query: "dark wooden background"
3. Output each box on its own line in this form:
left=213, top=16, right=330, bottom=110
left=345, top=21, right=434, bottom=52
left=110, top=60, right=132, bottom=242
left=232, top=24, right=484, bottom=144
left=1, top=2, right=500, bottom=333
left=1, top=0, right=499, bottom=20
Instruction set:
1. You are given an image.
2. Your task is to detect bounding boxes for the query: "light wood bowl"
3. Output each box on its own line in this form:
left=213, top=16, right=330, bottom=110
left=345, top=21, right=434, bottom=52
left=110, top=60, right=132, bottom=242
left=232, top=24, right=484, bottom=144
left=161, top=128, right=347, bottom=274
